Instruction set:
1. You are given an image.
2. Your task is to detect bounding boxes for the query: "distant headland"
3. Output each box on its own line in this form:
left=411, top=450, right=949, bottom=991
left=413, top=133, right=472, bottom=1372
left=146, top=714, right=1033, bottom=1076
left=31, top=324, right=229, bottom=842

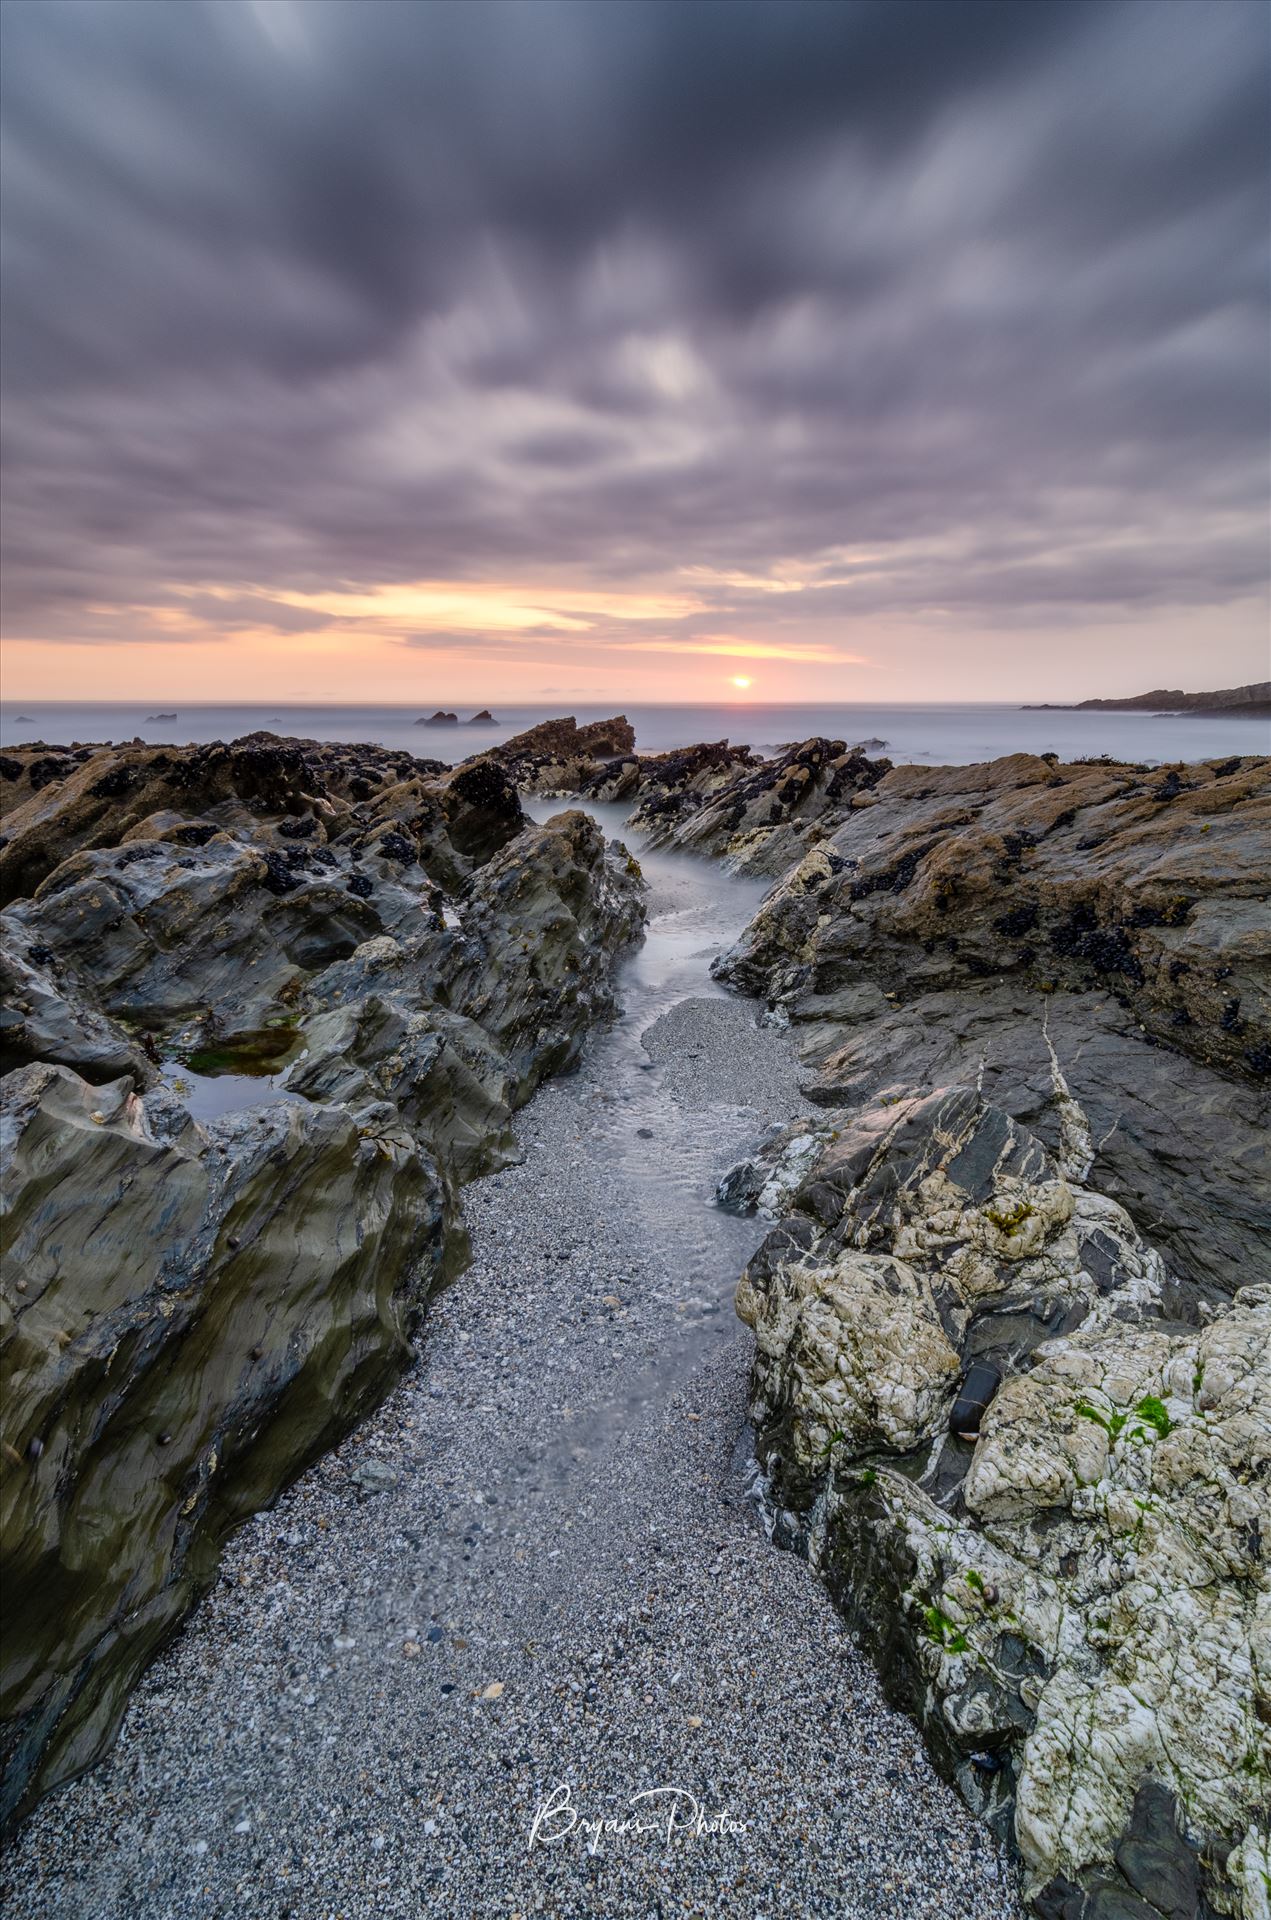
left=1023, top=681, right=1269, bottom=717
left=415, top=709, right=499, bottom=727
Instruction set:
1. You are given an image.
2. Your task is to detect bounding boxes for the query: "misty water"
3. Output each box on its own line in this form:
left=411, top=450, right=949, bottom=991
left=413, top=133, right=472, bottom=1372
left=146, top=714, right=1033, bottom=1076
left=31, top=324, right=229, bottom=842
left=498, top=792, right=801, bottom=1455
left=522, top=792, right=771, bottom=1013
left=3, top=698, right=1266, bottom=765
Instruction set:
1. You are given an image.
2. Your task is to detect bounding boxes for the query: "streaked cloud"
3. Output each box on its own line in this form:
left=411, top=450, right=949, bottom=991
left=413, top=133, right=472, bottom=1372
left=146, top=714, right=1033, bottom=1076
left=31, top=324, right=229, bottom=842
left=0, top=0, right=1266, bottom=701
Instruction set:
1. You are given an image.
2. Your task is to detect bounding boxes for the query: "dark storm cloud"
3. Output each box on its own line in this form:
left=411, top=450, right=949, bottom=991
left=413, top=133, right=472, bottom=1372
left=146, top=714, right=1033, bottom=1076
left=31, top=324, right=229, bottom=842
left=0, top=0, right=1267, bottom=639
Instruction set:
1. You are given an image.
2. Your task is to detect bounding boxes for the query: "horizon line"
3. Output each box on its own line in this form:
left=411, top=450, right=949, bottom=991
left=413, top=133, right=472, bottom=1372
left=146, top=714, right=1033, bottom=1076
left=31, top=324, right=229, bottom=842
left=0, top=696, right=1210, bottom=713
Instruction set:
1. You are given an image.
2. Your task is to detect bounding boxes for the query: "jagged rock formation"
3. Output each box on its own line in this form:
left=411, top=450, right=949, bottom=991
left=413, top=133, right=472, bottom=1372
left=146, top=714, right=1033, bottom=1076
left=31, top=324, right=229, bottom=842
left=297, top=809, right=646, bottom=1108
left=707, top=750, right=1270, bottom=1300
left=588, top=736, right=892, bottom=876
left=515, top=732, right=1269, bottom=1912
left=714, top=752, right=1269, bottom=1077
left=582, top=738, right=760, bottom=807
left=0, top=732, right=457, bottom=907
left=550, top=741, right=1267, bottom=1085
left=0, top=917, right=154, bottom=1088
left=727, top=1083, right=1270, bottom=1920
left=0, top=735, right=644, bottom=1829
left=482, top=727, right=891, bottom=876
left=670, top=744, right=1271, bottom=1917
left=1, top=1064, right=459, bottom=1833
left=782, top=980, right=1268, bottom=1307
left=479, top=713, right=635, bottom=788
left=530, top=738, right=1268, bottom=1300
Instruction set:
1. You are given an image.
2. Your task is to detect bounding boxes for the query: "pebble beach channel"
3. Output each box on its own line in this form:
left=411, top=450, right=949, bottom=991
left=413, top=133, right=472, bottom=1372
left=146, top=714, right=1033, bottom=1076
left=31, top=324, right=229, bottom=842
left=1, top=801, right=1023, bottom=1920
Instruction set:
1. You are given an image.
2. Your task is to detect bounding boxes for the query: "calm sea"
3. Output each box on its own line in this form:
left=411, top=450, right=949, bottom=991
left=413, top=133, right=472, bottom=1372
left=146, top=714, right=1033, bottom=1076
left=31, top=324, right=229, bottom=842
left=1, top=701, right=1266, bottom=767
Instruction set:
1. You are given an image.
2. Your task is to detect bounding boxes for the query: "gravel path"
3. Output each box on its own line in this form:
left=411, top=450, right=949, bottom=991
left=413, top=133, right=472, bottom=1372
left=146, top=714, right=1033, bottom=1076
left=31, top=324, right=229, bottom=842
left=1, top=828, right=1022, bottom=1920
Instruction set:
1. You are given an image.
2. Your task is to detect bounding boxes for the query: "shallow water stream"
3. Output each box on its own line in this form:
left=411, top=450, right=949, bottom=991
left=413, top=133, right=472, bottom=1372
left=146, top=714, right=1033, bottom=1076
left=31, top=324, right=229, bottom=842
left=520, top=797, right=797, bottom=1415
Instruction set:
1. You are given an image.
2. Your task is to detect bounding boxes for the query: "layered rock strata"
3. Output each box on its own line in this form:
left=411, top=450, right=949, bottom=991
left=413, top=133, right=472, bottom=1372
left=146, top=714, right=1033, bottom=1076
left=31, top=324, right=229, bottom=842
left=690, top=747, right=1270, bottom=1916
left=587, top=735, right=892, bottom=875
left=526, top=732, right=1269, bottom=1913
left=709, top=749, right=1270, bottom=1299
left=728, top=1083, right=1269, bottom=1920
left=0, top=734, right=644, bottom=1827
left=478, top=712, right=635, bottom=789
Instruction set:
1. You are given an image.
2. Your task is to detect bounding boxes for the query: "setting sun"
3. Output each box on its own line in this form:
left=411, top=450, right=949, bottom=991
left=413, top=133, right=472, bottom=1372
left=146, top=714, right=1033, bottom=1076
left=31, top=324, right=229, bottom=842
left=730, top=675, right=752, bottom=689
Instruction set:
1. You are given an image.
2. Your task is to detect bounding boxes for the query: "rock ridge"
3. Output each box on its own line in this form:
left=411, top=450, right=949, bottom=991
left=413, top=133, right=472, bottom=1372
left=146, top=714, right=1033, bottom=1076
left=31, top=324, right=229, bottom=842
left=0, top=733, right=645, bottom=1828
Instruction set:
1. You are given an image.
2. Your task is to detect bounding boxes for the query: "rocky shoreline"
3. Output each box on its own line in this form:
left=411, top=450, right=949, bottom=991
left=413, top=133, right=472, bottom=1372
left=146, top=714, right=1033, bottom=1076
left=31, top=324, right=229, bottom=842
left=2, top=718, right=1268, bottom=1918
left=530, top=729, right=1270, bottom=1919
left=1, top=756, right=1017, bottom=1920
left=0, top=729, right=643, bottom=1828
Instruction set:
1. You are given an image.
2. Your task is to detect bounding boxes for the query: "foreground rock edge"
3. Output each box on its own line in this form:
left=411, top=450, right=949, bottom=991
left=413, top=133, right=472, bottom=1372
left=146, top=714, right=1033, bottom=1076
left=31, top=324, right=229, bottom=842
left=533, top=733, right=1270, bottom=1919
left=0, top=734, right=646, bottom=1831
left=726, top=1078, right=1269, bottom=1920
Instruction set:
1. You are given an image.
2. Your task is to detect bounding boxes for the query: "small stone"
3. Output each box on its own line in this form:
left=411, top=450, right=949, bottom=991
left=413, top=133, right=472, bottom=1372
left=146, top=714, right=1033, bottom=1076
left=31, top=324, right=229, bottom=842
left=949, top=1362, right=1001, bottom=1441
left=480, top=1681, right=504, bottom=1700
left=351, top=1460, right=399, bottom=1492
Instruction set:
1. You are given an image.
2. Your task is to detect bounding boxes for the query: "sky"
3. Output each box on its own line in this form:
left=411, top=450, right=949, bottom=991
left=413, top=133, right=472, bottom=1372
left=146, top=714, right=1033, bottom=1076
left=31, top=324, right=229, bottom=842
left=1, top=0, right=1268, bottom=707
